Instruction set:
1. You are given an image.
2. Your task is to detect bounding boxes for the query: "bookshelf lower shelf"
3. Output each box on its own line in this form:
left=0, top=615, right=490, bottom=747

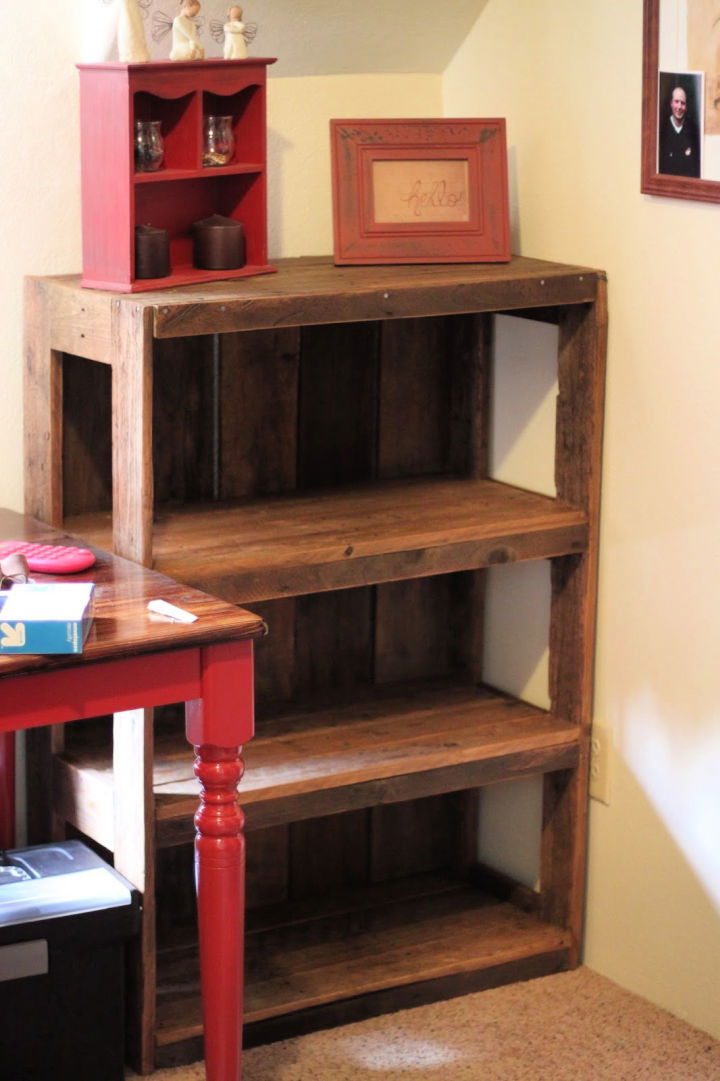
left=155, top=873, right=572, bottom=1055
left=66, top=476, right=588, bottom=603
left=53, top=679, right=579, bottom=850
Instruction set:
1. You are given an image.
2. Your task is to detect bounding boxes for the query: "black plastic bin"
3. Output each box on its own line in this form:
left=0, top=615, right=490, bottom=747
left=0, top=840, right=140, bottom=1081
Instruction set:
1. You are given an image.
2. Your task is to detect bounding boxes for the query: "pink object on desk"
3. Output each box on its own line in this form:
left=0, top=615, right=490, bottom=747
left=0, top=540, right=96, bottom=574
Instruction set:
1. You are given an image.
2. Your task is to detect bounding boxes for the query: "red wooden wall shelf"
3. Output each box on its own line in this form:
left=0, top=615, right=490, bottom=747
left=77, top=59, right=276, bottom=292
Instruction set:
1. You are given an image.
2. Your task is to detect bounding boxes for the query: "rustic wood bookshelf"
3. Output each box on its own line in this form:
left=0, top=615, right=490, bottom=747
left=24, top=255, right=606, bottom=1071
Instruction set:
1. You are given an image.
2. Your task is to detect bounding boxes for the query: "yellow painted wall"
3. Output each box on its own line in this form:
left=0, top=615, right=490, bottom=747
left=267, top=75, right=441, bottom=259
left=444, top=0, right=720, bottom=1040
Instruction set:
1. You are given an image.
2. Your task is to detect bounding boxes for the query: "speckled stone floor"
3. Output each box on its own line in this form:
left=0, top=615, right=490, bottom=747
left=138, top=967, right=720, bottom=1081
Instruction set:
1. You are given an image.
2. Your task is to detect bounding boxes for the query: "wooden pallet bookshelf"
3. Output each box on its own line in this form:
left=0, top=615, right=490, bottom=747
left=24, top=255, right=606, bottom=1071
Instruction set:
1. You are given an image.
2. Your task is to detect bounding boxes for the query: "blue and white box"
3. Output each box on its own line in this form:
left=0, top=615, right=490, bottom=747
left=0, top=583, right=95, bottom=654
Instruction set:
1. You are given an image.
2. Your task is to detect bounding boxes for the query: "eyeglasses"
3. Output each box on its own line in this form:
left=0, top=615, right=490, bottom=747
left=0, top=553, right=30, bottom=590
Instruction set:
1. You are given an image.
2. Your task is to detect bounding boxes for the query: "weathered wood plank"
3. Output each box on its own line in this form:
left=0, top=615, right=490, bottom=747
left=154, top=882, right=572, bottom=1044
left=240, top=686, right=576, bottom=803
left=289, top=811, right=370, bottom=900
left=113, top=707, right=157, bottom=1073
left=244, top=899, right=569, bottom=1022
left=65, top=477, right=588, bottom=602
left=450, top=313, right=492, bottom=477
left=219, top=328, right=300, bottom=498
left=293, top=589, right=374, bottom=700
left=62, top=354, right=113, bottom=516
left=251, top=598, right=295, bottom=716
left=24, top=278, right=64, bottom=525
left=542, top=281, right=607, bottom=955
left=370, top=793, right=468, bottom=883
left=156, top=950, right=570, bottom=1064
left=111, top=301, right=155, bottom=564
left=378, top=317, right=454, bottom=477
left=374, top=577, right=454, bottom=684
left=238, top=950, right=569, bottom=1051
left=298, top=322, right=379, bottom=487
left=54, top=679, right=580, bottom=843
left=25, top=275, right=114, bottom=361
left=288, top=593, right=374, bottom=896
left=158, top=742, right=578, bottom=840
left=245, top=826, right=291, bottom=909
left=144, top=257, right=602, bottom=338
left=153, top=335, right=216, bottom=504
left=148, top=682, right=579, bottom=835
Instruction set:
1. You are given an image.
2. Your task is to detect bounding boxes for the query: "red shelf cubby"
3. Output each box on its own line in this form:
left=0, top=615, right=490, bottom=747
left=77, top=59, right=276, bottom=292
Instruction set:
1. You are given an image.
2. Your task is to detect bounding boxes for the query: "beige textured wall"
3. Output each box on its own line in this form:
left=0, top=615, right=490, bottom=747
left=444, top=0, right=720, bottom=1041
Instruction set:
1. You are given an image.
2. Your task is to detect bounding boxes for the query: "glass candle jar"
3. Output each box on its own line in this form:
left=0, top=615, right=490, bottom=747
left=135, top=120, right=164, bottom=172
left=203, top=115, right=235, bottom=167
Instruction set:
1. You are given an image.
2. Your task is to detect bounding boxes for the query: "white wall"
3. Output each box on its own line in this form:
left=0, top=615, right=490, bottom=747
left=445, top=0, right=720, bottom=1040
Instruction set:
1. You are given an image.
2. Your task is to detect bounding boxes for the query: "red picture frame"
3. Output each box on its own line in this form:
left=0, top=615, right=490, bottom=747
left=330, top=119, right=510, bottom=265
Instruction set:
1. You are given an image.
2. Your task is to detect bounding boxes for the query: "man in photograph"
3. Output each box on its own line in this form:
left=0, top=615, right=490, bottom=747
left=658, top=81, right=702, bottom=177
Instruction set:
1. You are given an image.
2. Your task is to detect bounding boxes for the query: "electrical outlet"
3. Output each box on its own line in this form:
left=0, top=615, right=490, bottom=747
left=589, top=723, right=611, bottom=804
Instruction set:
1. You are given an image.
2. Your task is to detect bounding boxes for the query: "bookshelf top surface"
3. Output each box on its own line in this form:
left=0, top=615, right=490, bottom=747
left=35, top=255, right=605, bottom=339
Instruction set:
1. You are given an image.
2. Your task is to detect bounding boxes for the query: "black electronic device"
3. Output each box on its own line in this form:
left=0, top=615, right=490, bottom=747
left=0, top=840, right=140, bottom=1081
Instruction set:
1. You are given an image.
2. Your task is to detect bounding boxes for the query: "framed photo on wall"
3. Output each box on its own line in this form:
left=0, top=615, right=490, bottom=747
left=330, top=119, right=510, bottom=265
left=642, top=0, right=720, bottom=202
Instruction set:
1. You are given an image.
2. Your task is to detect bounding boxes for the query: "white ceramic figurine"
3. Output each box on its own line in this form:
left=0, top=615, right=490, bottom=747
left=117, top=0, right=150, bottom=62
left=170, top=0, right=205, bottom=61
left=83, top=0, right=149, bottom=63
left=223, top=6, right=248, bottom=59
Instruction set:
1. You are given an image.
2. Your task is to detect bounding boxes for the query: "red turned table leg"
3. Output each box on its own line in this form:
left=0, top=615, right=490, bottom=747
left=186, top=641, right=254, bottom=1081
left=193, top=745, right=246, bottom=1081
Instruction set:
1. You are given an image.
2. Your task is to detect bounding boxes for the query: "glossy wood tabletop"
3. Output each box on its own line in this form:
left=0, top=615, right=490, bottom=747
left=0, top=508, right=265, bottom=677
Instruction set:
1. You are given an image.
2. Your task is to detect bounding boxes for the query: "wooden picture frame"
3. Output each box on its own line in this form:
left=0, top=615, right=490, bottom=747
left=330, top=119, right=510, bottom=265
left=642, top=0, right=720, bottom=202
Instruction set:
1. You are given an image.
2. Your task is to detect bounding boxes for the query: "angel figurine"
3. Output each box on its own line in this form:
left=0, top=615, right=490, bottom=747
left=210, top=7, right=258, bottom=57
left=117, top=0, right=150, bottom=62
left=223, top=6, right=248, bottom=58
left=84, top=0, right=149, bottom=63
left=169, top=0, right=205, bottom=60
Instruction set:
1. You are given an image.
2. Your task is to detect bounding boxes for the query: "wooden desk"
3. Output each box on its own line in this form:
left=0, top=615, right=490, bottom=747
left=0, top=508, right=264, bottom=1081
